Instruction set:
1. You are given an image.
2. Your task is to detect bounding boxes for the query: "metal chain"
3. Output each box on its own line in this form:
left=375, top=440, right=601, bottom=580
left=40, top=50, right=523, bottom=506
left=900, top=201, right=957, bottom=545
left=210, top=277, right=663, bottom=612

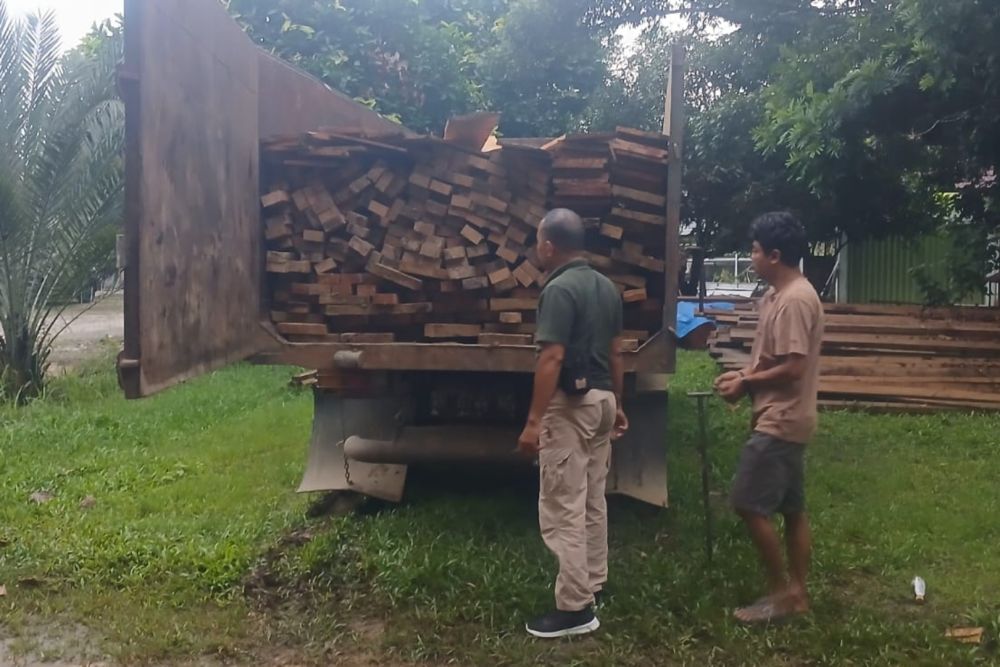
left=339, top=399, right=352, bottom=486
left=342, top=439, right=352, bottom=486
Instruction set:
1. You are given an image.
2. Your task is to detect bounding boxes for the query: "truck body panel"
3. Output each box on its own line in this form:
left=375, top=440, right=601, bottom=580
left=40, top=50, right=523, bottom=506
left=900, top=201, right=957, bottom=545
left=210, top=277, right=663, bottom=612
left=120, top=0, right=683, bottom=507
left=120, top=0, right=408, bottom=397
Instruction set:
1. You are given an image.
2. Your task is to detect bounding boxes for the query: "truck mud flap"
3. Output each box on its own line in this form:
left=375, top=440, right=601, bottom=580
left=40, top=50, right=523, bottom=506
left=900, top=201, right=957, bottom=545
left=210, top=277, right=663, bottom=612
left=607, top=390, right=669, bottom=507
left=298, top=390, right=407, bottom=502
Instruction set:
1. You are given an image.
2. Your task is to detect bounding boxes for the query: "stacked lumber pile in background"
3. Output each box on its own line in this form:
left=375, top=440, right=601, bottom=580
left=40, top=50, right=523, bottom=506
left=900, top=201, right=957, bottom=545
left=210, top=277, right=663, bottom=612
left=707, top=302, right=1000, bottom=412
left=260, top=126, right=669, bottom=346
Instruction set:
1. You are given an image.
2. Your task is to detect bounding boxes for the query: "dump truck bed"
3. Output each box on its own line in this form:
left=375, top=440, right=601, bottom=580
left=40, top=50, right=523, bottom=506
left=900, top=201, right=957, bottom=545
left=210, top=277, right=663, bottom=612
left=117, top=0, right=681, bottom=398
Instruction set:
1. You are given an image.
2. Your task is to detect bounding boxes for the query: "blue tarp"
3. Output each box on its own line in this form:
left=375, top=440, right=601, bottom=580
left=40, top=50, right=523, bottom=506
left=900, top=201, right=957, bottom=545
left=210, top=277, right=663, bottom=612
left=676, top=301, right=736, bottom=339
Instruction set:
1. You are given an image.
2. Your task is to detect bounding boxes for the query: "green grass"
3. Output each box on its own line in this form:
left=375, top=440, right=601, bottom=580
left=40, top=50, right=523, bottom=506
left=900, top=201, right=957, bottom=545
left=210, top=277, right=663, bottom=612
left=2, top=351, right=1000, bottom=665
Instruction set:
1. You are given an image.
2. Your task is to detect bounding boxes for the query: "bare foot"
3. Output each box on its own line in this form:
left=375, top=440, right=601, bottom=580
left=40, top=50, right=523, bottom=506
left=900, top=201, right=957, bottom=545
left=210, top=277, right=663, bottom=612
left=734, top=591, right=809, bottom=625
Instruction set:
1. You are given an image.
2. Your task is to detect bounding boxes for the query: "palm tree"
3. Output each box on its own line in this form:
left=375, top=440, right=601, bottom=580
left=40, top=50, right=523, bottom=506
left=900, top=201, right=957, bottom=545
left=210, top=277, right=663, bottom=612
left=0, top=2, right=124, bottom=403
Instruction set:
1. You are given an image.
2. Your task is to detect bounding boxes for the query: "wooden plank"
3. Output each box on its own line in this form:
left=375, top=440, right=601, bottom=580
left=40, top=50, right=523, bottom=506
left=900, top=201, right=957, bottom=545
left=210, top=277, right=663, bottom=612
left=261, top=189, right=291, bottom=209
left=277, top=322, right=328, bottom=337
left=553, top=157, right=608, bottom=170
left=446, top=263, right=478, bottom=280
left=318, top=294, right=370, bottom=306
left=301, top=229, right=325, bottom=243
left=461, top=225, right=485, bottom=245
left=374, top=302, right=433, bottom=315
left=399, top=259, right=449, bottom=280
left=429, top=179, right=453, bottom=197
left=497, top=245, right=521, bottom=264
left=490, top=298, right=538, bottom=311
left=306, top=130, right=408, bottom=153
left=461, top=276, right=490, bottom=290
left=419, top=238, right=445, bottom=259
left=512, top=260, right=543, bottom=288
left=313, top=257, right=338, bottom=274
left=726, top=330, right=1000, bottom=355
left=368, top=199, right=391, bottom=223
left=335, top=332, right=395, bottom=343
left=317, top=203, right=346, bottom=230
left=506, top=225, right=531, bottom=246
left=817, top=381, right=1000, bottom=406
left=266, top=250, right=295, bottom=263
left=610, top=137, right=669, bottom=162
left=348, top=236, right=375, bottom=258
left=610, top=248, right=666, bottom=273
left=409, top=172, right=433, bottom=189
left=616, top=125, right=669, bottom=146
left=494, top=275, right=518, bottom=293
left=367, top=257, right=423, bottom=291
left=623, top=288, right=648, bottom=303
left=609, top=274, right=646, bottom=289
left=425, top=323, right=482, bottom=338
left=610, top=206, right=665, bottom=226
left=612, top=185, right=666, bottom=208
left=822, top=303, right=1000, bottom=322
left=371, top=293, right=400, bottom=306
left=265, top=218, right=293, bottom=240
left=267, top=259, right=312, bottom=274
left=478, top=333, right=533, bottom=346
left=600, top=223, right=624, bottom=240
left=466, top=243, right=490, bottom=259
left=499, top=312, right=523, bottom=324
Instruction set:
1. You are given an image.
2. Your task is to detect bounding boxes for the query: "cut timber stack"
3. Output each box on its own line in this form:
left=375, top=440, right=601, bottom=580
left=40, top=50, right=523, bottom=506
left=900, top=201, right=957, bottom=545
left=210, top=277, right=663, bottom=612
left=260, top=126, right=670, bottom=346
left=706, top=302, right=1000, bottom=413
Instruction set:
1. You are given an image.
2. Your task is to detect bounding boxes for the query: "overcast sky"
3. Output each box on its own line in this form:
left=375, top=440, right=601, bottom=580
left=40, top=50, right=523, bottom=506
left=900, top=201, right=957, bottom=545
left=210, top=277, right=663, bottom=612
left=7, top=0, right=122, bottom=51
left=4, top=1, right=698, bottom=57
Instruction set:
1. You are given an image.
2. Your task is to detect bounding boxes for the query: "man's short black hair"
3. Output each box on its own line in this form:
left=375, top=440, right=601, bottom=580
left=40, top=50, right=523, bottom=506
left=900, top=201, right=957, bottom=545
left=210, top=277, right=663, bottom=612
left=750, top=211, right=808, bottom=267
left=540, top=208, right=585, bottom=252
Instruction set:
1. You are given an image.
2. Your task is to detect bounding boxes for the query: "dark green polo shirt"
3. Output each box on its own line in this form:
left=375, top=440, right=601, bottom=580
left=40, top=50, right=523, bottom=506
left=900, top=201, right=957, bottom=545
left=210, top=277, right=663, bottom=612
left=535, top=259, right=623, bottom=391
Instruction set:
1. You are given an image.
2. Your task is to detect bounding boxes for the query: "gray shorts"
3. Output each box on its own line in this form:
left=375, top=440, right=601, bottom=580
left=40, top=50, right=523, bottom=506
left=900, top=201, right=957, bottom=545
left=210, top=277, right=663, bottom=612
left=730, top=432, right=806, bottom=516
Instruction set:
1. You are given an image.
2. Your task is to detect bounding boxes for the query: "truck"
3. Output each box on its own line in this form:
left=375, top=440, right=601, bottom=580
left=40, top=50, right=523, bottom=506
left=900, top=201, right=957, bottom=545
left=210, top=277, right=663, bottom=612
left=116, top=0, right=685, bottom=507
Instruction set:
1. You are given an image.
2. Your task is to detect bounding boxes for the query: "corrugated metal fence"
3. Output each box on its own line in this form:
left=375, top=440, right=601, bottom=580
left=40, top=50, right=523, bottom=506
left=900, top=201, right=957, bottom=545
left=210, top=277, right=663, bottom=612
left=846, top=234, right=954, bottom=304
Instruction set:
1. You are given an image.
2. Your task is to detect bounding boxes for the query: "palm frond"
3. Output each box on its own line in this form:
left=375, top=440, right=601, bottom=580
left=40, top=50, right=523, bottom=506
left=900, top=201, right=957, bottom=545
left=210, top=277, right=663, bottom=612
left=0, top=4, right=124, bottom=402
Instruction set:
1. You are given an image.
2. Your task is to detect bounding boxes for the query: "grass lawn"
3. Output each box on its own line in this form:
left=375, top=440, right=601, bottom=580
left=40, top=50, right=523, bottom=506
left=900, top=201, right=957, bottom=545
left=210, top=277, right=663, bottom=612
left=2, top=350, right=999, bottom=665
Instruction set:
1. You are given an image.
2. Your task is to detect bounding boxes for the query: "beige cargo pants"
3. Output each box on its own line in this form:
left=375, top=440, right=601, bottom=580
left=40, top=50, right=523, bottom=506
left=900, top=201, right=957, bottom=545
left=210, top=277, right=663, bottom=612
left=538, top=388, right=617, bottom=611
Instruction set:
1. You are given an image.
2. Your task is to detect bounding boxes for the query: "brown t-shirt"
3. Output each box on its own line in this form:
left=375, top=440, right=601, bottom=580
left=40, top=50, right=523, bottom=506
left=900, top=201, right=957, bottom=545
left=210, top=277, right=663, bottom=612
left=748, top=276, right=824, bottom=444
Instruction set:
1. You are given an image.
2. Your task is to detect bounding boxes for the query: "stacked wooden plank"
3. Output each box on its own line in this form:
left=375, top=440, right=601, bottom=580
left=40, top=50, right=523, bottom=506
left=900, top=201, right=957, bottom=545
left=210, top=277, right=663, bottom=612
left=260, top=125, right=670, bottom=345
left=706, top=302, right=1000, bottom=412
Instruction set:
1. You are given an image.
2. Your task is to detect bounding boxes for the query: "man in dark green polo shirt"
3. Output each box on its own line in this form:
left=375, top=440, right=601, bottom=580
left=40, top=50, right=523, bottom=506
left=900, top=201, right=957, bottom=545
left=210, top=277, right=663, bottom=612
left=517, top=208, right=628, bottom=638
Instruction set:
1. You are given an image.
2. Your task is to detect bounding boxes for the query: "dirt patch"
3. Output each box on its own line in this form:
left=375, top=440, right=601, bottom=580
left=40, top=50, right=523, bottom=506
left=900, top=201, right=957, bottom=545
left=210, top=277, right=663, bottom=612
left=46, top=294, right=123, bottom=373
left=0, top=622, right=108, bottom=667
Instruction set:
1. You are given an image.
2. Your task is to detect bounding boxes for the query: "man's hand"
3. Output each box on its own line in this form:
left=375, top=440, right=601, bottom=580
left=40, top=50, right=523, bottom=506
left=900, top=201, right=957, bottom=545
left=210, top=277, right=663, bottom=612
left=517, top=421, right=542, bottom=456
left=613, top=408, right=629, bottom=440
left=714, top=370, right=746, bottom=403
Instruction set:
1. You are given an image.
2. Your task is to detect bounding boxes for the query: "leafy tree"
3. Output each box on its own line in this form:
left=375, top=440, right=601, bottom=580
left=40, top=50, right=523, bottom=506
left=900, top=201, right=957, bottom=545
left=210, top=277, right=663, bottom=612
left=0, top=3, right=124, bottom=402
left=591, top=0, right=1000, bottom=291
left=227, top=0, right=628, bottom=136
left=228, top=0, right=505, bottom=132
left=480, top=0, right=608, bottom=137
left=754, top=0, right=1000, bottom=294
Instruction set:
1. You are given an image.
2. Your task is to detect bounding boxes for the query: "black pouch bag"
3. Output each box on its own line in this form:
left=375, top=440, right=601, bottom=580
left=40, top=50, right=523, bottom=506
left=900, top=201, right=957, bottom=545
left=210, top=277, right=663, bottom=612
left=559, top=343, right=592, bottom=395
left=557, top=271, right=596, bottom=395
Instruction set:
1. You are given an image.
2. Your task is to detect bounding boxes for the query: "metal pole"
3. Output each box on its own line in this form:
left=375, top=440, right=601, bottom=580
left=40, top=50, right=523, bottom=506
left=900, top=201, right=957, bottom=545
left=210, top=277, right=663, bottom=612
left=662, top=45, right=685, bottom=372
left=688, top=391, right=715, bottom=563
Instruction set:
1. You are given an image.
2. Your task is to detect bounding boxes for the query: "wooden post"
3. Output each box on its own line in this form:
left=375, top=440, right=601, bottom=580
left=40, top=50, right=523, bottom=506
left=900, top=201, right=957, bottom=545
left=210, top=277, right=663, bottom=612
left=663, top=44, right=685, bottom=371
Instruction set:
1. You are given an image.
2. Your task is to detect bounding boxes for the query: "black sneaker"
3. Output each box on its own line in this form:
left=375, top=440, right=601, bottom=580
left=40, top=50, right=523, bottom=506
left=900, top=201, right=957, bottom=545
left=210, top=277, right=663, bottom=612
left=525, top=606, right=600, bottom=638
left=594, top=588, right=608, bottom=608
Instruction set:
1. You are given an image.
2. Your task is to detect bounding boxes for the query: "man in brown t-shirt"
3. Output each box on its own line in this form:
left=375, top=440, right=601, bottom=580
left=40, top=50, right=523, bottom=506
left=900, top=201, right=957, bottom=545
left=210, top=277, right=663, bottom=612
left=715, top=212, right=824, bottom=624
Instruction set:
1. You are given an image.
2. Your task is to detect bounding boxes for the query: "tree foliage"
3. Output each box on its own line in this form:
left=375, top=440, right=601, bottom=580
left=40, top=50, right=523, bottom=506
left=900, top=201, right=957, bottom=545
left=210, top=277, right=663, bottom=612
left=226, top=0, right=629, bottom=136
left=0, top=3, right=124, bottom=402
left=591, top=0, right=1000, bottom=296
